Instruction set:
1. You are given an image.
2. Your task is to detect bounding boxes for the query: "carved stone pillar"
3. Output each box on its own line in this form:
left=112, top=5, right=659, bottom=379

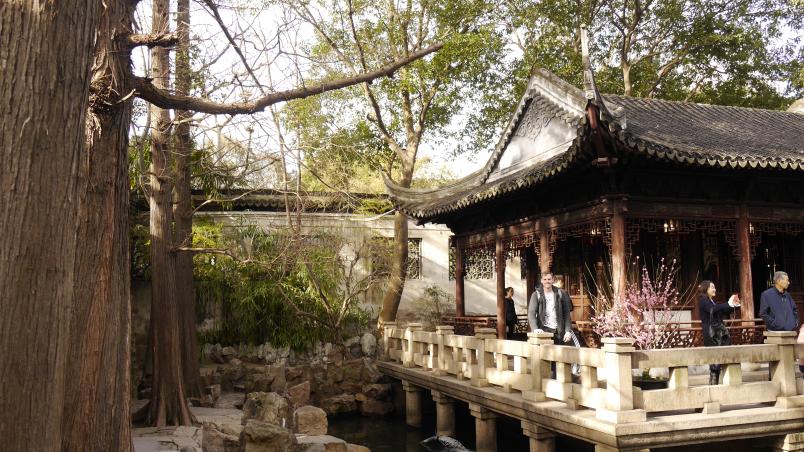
left=431, top=390, right=455, bottom=437
left=469, top=403, right=497, bottom=452
left=402, top=381, right=423, bottom=428
left=522, top=422, right=555, bottom=452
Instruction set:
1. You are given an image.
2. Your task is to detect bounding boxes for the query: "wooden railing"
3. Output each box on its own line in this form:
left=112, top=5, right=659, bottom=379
left=383, top=322, right=803, bottom=423
left=440, top=315, right=766, bottom=348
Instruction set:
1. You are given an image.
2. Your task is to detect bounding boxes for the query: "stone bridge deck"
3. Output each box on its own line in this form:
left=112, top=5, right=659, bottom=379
left=377, top=323, right=804, bottom=452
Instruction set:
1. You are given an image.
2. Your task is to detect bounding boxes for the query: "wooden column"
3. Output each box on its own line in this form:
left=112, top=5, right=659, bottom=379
left=455, top=240, right=466, bottom=317
left=737, top=206, right=754, bottom=321
left=539, top=229, right=551, bottom=274
left=495, top=231, right=506, bottom=339
left=610, top=209, right=627, bottom=301
left=525, top=247, right=538, bottom=305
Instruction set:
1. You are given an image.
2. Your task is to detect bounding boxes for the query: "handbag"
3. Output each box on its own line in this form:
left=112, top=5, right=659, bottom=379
left=707, top=301, right=730, bottom=346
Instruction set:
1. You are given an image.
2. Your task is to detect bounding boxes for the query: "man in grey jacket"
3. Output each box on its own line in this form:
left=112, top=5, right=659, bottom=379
left=528, top=272, right=573, bottom=344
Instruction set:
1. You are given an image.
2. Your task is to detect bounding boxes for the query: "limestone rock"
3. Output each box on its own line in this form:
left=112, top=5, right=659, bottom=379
left=360, top=384, right=392, bottom=401
left=202, top=424, right=240, bottom=452
left=360, top=361, right=383, bottom=384
left=319, top=394, right=357, bottom=416
left=358, top=399, right=394, bottom=417
left=340, top=360, right=363, bottom=383
left=346, top=444, right=370, bottom=452
left=132, top=425, right=202, bottom=452
left=269, top=364, right=287, bottom=393
left=360, top=334, right=377, bottom=358
left=292, top=435, right=347, bottom=452
left=242, top=392, right=292, bottom=428
left=286, top=381, right=311, bottom=408
left=294, top=406, right=328, bottom=435
left=241, top=419, right=296, bottom=452
left=214, top=392, right=246, bottom=410
left=221, top=346, right=236, bottom=362
left=207, top=344, right=225, bottom=364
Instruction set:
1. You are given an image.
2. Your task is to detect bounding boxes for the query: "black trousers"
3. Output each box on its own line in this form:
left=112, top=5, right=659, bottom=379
left=506, top=324, right=517, bottom=340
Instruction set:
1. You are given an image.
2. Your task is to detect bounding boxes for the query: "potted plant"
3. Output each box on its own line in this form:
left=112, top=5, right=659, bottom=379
left=590, top=259, right=691, bottom=390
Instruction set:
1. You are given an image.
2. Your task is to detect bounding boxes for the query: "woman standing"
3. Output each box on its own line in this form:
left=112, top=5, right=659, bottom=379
left=504, top=287, right=518, bottom=340
left=698, top=280, right=740, bottom=385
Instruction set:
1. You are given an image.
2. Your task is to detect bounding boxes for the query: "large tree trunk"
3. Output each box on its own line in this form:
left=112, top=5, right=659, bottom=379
left=379, top=211, right=410, bottom=323
left=379, top=159, right=415, bottom=323
left=174, top=0, right=202, bottom=398
left=61, top=3, right=136, bottom=451
left=147, top=0, right=194, bottom=426
left=0, top=2, right=100, bottom=450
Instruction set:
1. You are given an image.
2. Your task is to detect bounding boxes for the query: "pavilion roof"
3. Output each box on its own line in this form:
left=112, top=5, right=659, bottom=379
left=384, top=69, right=804, bottom=223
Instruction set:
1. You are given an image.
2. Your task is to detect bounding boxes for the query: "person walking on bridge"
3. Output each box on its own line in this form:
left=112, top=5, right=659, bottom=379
left=528, top=272, right=573, bottom=344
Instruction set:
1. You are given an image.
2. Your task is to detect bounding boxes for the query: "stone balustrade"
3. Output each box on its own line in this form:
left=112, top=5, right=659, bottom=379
left=383, top=323, right=804, bottom=422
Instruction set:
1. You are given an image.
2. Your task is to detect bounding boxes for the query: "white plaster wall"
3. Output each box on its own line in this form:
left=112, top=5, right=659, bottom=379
left=198, top=211, right=526, bottom=318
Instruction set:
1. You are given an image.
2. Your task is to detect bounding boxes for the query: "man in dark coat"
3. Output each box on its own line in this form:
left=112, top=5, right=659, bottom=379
left=760, top=271, right=799, bottom=332
left=527, top=272, right=573, bottom=344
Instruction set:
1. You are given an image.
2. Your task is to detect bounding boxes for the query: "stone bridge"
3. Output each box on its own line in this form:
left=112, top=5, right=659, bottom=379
left=377, top=323, right=804, bottom=452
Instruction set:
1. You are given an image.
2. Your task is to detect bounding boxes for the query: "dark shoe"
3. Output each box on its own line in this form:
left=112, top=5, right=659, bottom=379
left=709, top=371, right=719, bottom=385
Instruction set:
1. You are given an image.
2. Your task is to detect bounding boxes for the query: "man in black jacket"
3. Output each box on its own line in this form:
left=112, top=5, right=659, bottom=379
left=527, top=272, right=573, bottom=344
left=760, top=271, right=799, bottom=332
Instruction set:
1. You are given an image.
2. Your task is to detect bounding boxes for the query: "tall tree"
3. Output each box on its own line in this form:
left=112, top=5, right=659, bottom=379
left=129, top=2, right=441, bottom=426
left=174, top=0, right=202, bottom=399
left=61, top=1, right=138, bottom=450
left=283, top=0, right=509, bottom=322
left=145, top=0, right=195, bottom=426
left=502, top=0, right=802, bottom=108
left=0, top=2, right=102, bottom=450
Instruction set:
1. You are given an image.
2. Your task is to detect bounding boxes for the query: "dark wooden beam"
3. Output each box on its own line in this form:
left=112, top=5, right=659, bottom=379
left=524, top=246, right=538, bottom=307
left=610, top=200, right=627, bottom=301
left=495, top=229, right=506, bottom=339
left=455, top=246, right=465, bottom=317
left=737, top=205, right=754, bottom=322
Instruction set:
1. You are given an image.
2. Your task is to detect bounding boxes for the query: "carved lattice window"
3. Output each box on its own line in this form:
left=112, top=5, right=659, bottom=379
left=448, top=245, right=455, bottom=281
left=465, top=247, right=494, bottom=280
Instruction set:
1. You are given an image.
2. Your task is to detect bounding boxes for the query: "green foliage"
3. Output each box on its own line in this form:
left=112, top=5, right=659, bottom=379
left=501, top=0, right=803, bottom=108
left=355, top=197, right=394, bottom=215
left=412, top=285, right=455, bottom=330
left=193, top=218, right=374, bottom=349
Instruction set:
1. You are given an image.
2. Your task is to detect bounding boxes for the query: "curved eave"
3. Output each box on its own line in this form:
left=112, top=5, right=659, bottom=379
left=384, top=68, right=588, bottom=222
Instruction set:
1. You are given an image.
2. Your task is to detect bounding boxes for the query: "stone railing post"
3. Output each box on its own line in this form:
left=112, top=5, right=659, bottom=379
left=404, top=322, right=423, bottom=368
left=381, top=321, right=397, bottom=361
left=596, top=337, right=646, bottom=423
left=474, top=327, right=496, bottom=387
left=765, top=330, right=802, bottom=408
left=434, top=325, right=454, bottom=376
left=523, top=332, right=554, bottom=402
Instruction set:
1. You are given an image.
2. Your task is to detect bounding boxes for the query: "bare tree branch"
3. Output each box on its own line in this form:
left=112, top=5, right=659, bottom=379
left=132, top=42, right=442, bottom=114
left=124, top=32, right=179, bottom=49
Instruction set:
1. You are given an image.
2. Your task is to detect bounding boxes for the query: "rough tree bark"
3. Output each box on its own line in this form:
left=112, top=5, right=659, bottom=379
left=61, top=2, right=137, bottom=451
left=174, top=0, right=202, bottom=398
left=0, top=2, right=100, bottom=450
left=147, top=0, right=194, bottom=426
left=379, top=164, right=414, bottom=323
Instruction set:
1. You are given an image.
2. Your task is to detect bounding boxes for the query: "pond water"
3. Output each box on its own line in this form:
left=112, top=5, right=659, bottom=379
left=326, top=401, right=587, bottom=451
left=327, top=408, right=775, bottom=452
